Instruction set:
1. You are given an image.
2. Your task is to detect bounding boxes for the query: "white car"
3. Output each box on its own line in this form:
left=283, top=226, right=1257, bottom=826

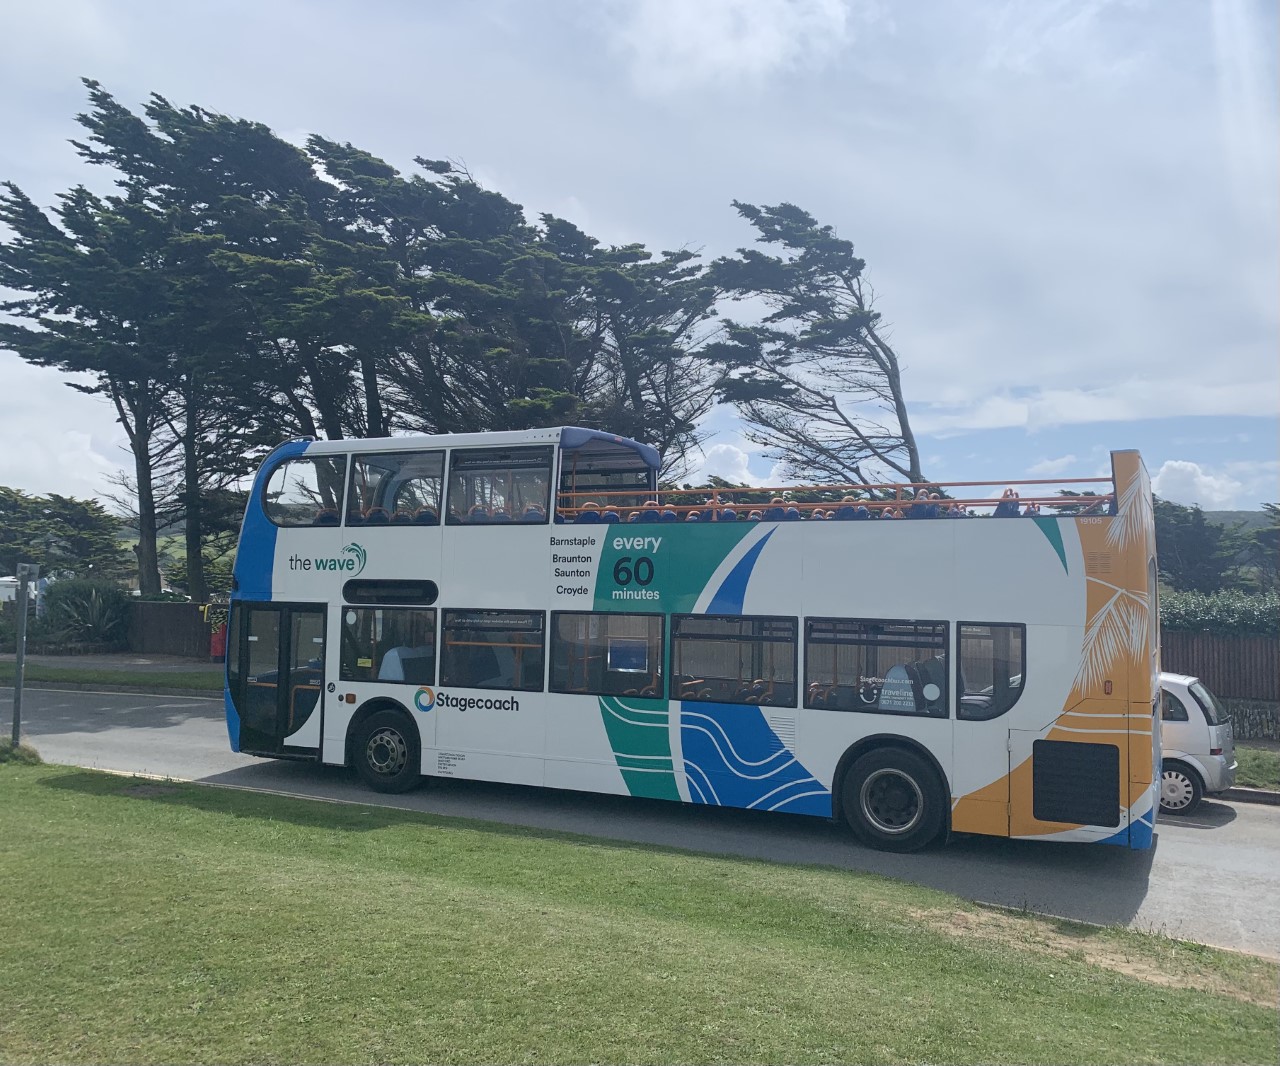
left=1160, top=672, right=1237, bottom=815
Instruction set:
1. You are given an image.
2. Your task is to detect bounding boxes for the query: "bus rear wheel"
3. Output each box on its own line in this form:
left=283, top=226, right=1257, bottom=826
left=841, top=748, right=945, bottom=852
left=354, top=709, right=422, bottom=794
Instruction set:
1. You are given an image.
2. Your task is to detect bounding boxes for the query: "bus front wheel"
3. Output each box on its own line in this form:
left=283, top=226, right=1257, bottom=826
left=841, top=748, right=945, bottom=852
left=354, top=709, right=422, bottom=794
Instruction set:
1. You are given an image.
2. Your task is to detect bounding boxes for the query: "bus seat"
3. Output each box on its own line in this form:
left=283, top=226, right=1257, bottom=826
left=312, top=509, right=340, bottom=526
left=601, top=509, right=620, bottom=523
left=364, top=507, right=390, bottom=525
left=763, top=506, right=785, bottom=521
left=466, top=505, right=490, bottom=524
left=521, top=505, right=546, bottom=522
left=660, top=508, right=678, bottom=522
left=390, top=510, right=414, bottom=525
left=720, top=507, right=737, bottom=522
left=639, top=508, right=661, bottom=522
left=346, top=510, right=366, bottom=526
left=784, top=507, right=801, bottom=521
left=490, top=509, right=513, bottom=523
left=685, top=511, right=699, bottom=521
left=575, top=509, right=601, bottom=524
left=413, top=507, right=439, bottom=525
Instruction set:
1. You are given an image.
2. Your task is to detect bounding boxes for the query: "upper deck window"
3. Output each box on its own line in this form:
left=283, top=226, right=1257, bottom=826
left=346, top=450, right=445, bottom=526
left=446, top=446, right=553, bottom=524
left=262, top=456, right=347, bottom=527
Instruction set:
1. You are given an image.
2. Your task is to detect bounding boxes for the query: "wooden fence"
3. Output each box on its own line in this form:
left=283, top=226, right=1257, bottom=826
left=128, top=601, right=214, bottom=659
left=1160, top=632, right=1279, bottom=701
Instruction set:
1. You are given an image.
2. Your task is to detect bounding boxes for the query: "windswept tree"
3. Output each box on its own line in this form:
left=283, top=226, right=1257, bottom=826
left=704, top=201, right=923, bottom=488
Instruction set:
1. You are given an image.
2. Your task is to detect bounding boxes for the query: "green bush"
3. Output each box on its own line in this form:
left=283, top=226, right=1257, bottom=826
left=41, top=579, right=132, bottom=647
left=1160, top=589, right=1279, bottom=636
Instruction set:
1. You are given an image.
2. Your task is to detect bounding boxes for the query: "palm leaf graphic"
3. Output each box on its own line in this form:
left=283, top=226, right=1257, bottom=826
left=1107, top=464, right=1152, bottom=551
left=1073, top=580, right=1149, bottom=693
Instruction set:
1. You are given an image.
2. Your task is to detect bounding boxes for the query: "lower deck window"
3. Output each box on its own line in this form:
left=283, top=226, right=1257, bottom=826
left=672, top=615, right=797, bottom=707
left=550, top=612, right=664, bottom=698
left=806, top=618, right=947, bottom=717
left=440, top=609, right=546, bottom=691
left=958, top=622, right=1025, bottom=721
left=340, top=607, right=437, bottom=685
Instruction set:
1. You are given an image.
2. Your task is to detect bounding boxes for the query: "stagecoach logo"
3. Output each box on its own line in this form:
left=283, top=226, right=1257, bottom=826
left=413, top=686, right=519, bottom=713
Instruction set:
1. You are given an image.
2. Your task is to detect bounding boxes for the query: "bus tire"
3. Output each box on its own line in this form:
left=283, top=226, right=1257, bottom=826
left=354, top=709, right=421, bottom=794
left=841, top=747, right=945, bottom=852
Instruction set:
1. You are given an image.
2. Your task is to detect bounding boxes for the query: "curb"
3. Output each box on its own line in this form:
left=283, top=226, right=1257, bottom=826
left=13, top=680, right=222, bottom=700
left=1223, top=786, right=1280, bottom=807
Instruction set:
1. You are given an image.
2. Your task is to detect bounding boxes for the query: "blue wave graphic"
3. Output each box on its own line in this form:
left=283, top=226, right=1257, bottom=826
left=681, top=701, right=831, bottom=816
left=681, top=525, right=831, bottom=817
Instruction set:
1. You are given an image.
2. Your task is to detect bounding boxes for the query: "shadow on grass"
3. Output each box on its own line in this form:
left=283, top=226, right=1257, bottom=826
left=38, top=762, right=1159, bottom=933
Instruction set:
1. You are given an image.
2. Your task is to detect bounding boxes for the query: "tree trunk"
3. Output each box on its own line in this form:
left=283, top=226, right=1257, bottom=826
left=182, top=384, right=208, bottom=603
left=362, top=353, right=387, bottom=437
left=132, top=446, right=162, bottom=596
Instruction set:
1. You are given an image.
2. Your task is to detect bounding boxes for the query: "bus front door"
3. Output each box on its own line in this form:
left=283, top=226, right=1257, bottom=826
left=236, top=603, right=326, bottom=759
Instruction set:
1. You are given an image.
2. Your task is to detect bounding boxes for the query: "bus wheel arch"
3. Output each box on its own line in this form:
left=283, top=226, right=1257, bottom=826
left=347, top=699, right=423, bottom=794
left=833, top=736, right=949, bottom=852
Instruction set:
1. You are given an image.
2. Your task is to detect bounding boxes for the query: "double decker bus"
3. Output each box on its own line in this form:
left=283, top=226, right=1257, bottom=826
left=224, top=426, right=1161, bottom=852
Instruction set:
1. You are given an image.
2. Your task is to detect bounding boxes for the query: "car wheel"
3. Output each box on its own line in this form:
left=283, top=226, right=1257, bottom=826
left=354, top=709, right=421, bottom=793
left=1160, top=761, right=1203, bottom=816
left=841, top=747, right=946, bottom=852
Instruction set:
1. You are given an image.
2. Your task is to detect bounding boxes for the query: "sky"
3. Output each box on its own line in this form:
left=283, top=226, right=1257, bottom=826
left=0, top=0, right=1276, bottom=510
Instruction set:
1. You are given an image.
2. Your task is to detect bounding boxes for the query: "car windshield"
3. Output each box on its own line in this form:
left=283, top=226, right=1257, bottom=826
left=1188, top=680, right=1226, bottom=726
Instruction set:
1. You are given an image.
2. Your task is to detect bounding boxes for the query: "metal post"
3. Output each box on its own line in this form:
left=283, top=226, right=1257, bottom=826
left=11, top=562, right=38, bottom=748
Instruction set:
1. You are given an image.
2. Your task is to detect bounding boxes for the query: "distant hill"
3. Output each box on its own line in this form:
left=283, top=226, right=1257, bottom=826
left=1205, top=510, right=1271, bottom=532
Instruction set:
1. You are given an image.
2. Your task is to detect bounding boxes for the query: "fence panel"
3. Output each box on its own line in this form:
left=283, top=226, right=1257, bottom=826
left=128, top=601, right=213, bottom=658
left=1160, top=632, right=1279, bottom=701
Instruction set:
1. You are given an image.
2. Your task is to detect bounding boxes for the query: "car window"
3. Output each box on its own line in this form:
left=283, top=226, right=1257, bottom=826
left=1188, top=680, right=1226, bottom=726
left=1161, top=689, right=1189, bottom=722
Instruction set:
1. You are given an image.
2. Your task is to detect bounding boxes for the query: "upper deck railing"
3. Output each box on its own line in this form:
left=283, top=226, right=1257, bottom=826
left=554, top=475, right=1116, bottom=523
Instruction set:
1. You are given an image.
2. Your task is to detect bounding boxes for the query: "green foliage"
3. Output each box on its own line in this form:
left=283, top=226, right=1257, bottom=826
left=41, top=578, right=132, bottom=647
left=0, top=486, right=130, bottom=579
left=1160, top=590, right=1279, bottom=636
left=0, top=740, right=42, bottom=765
left=704, top=201, right=923, bottom=487
left=1154, top=497, right=1248, bottom=593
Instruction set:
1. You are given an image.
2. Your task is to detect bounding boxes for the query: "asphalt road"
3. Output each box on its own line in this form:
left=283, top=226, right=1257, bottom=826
left=7, top=686, right=1280, bottom=959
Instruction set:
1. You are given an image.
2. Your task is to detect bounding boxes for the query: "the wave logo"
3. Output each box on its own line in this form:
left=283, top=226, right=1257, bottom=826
left=342, top=542, right=367, bottom=575
left=414, top=686, right=436, bottom=712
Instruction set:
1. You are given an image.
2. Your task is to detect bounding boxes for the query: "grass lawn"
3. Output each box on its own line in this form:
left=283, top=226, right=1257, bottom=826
left=0, top=661, right=221, bottom=692
left=1235, top=745, right=1280, bottom=791
left=0, top=766, right=1275, bottom=1065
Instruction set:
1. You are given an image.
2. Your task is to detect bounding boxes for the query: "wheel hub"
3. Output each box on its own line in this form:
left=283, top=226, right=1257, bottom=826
left=367, top=727, right=408, bottom=776
left=860, top=768, right=923, bottom=834
left=1161, top=769, right=1193, bottom=810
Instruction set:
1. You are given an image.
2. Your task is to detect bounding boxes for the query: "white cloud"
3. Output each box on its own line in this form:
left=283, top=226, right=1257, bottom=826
left=688, top=442, right=772, bottom=486
left=606, top=0, right=856, bottom=93
left=1029, top=454, right=1079, bottom=475
left=1151, top=459, right=1245, bottom=509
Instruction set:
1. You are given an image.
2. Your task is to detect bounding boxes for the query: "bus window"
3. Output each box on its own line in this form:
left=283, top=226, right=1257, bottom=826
left=957, top=623, right=1025, bottom=721
left=340, top=607, right=437, bottom=685
left=346, top=451, right=444, bottom=526
left=805, top=618, right=947, bottom=717
left=550, top=612, right=664, bottom=698
left=446, top=447, right=553, bottom=524
left=672, top=615, right=797, bottom=707
left=263, top=456, right=347, bottom=527
left=440, top=609, right=546, bottom=691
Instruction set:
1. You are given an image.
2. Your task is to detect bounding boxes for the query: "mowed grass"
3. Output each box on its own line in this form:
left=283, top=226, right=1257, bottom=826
left=0, top=767, right=1275, bottom=1065
left=0, top=661, right=222, bottom=692
left=1236, top=745, right=1280, bottom=791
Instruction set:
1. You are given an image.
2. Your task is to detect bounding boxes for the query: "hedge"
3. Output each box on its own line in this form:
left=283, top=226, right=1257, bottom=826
left=1160, top=590, right=1279, bottom=637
